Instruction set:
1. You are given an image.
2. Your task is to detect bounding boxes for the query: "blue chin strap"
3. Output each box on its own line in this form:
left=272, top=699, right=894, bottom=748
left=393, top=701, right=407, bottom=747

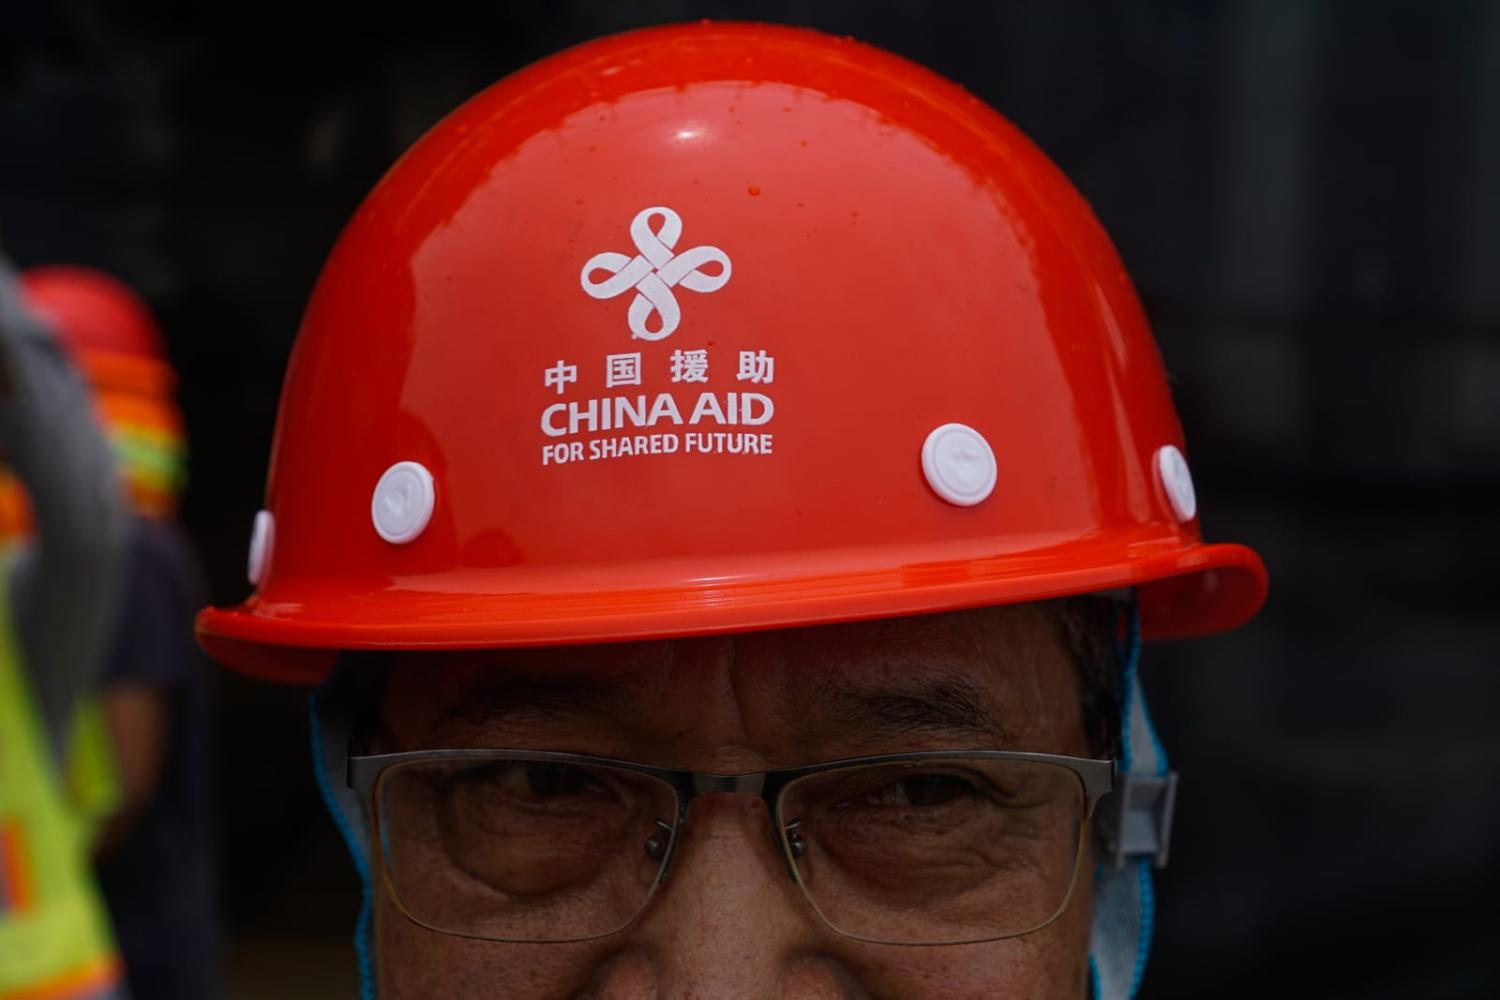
left=310, top=661, right=379, bottom=1000
left=310, top=606, right=1177, bottom=1000
left=1088, top=602, right=1179, bottom=1000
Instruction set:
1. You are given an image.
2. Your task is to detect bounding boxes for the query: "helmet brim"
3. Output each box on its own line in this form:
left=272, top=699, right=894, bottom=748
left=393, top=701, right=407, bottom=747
left=196, top=540, right=1266, bottom=684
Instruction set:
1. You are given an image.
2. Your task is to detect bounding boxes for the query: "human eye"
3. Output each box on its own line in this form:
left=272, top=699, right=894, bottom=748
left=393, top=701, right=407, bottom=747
left=777, top=760, right=1088, bottom=939
left=446, top=761, right=615, bottom=822
left=852, top=770, right=986, bottom=809
left=803, top=760, right=1071, bottom=841
left=378, top=757, right=675, bottom=908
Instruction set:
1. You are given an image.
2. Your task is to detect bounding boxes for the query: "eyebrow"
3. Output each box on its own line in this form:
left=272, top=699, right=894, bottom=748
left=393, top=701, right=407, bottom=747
left=419, top=665, right=1014, bottom=749
left=813, top=675, right=1015, bottom=747
left=425, top=673, right=624, bottom=742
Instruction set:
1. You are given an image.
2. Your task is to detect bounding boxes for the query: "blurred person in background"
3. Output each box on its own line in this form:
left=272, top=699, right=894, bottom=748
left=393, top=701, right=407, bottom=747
left=15, top=267, right=220, bottom=1000
left=0, top=253, right=127, bottom=998
left=194, top=25, right=1267, bottom=1000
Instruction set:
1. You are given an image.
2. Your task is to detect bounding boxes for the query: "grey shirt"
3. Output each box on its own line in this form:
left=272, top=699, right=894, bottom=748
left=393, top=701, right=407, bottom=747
left=0, top=256, right=126, bottom=759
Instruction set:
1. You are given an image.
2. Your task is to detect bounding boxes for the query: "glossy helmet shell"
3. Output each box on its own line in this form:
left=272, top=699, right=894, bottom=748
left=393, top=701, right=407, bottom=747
left=196, top=23, right=1268, bottom=683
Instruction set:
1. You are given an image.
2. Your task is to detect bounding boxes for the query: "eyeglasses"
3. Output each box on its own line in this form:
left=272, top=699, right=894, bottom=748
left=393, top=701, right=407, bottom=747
left=348, top=749, right=1114, bottom=947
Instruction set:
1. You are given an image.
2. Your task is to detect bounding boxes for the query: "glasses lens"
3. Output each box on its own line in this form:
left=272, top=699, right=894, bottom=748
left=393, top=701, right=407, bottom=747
left=376, top=757, right=679, bottom=942
left=778, top=757, right=1087, bottom=944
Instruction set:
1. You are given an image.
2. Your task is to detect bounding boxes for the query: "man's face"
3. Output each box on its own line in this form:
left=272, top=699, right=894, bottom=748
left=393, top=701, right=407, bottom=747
left=373, top=604, right=1096, bottom=999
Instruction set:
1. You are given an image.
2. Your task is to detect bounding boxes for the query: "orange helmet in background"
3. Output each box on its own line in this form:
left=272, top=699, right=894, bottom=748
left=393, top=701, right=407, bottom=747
left=196, top=22, right=1267, bottom=683
left=0, top=473, right=26, bottom=542
left=16, top=266, right=186, bottom=522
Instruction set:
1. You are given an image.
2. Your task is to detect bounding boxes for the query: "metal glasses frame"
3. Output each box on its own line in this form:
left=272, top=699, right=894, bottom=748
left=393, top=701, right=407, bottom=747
left=348, top=748, right=1117, bottom=946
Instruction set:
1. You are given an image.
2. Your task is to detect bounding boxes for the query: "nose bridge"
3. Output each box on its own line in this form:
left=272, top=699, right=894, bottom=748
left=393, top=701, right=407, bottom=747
left=676, top=772, right=793, bottom=883
left=627, top=792, right=828, bottom=996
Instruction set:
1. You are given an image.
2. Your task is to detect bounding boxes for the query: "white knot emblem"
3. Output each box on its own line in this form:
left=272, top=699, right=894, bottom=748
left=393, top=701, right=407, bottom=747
left=579, top=206, right=732, bottom=340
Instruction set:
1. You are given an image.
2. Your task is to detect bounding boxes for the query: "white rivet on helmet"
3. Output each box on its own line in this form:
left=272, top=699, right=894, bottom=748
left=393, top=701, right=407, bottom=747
left=247, top=509, right=274, bottom=586
left=921, top=423, right=997, bottom=507
left=371, top=461, right=436, bottom=544
left=1155, top=444, right=1197, bottom=523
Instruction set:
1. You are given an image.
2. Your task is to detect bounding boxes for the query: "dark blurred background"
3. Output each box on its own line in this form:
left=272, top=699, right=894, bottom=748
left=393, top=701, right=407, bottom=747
left=2, top=1, right=1496, bottom=997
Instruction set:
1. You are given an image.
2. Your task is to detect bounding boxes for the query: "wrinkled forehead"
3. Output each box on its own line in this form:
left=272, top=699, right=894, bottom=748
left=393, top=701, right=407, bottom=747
left=378, top=604, right=1083, bottom=760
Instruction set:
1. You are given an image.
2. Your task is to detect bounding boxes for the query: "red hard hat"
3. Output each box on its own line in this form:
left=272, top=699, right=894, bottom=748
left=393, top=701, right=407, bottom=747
left=196, top=22, right=1268, bottom=684
left=17, top=266, right=186, bottom=518
left=19, top=266, right=174, bottom=397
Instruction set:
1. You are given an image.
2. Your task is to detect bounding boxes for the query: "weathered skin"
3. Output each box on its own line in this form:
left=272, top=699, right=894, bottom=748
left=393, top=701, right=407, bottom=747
left=375, top=604, right=1094, bottom=999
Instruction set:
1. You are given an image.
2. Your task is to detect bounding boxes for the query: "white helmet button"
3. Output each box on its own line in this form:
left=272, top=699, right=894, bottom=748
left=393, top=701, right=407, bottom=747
left=1156, top=444, right=1197, bottom=523
left=922, top=423, right=997, bottom=507
left=372, top=461, right=437, bottom=544
left=247, top=509, right=274, bottom=585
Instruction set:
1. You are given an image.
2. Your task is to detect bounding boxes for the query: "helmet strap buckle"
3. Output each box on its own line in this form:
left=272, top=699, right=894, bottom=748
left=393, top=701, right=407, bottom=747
left=1098, top=769, right=1179, bottom=871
